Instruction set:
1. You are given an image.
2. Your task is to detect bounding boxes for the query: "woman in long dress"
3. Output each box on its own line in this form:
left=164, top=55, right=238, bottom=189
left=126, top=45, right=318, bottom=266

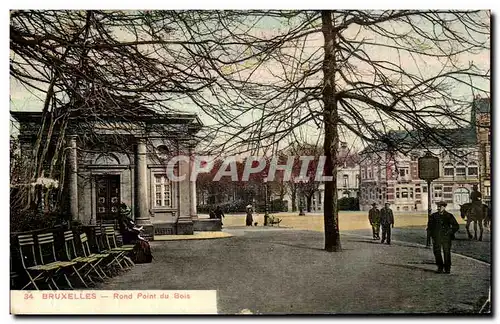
left=245, top=205, right=253, bottom=226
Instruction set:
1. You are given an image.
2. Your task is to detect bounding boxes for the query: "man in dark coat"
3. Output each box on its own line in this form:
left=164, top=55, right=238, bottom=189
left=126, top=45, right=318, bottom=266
left=427, top=201, right=460, bottom=274
left=214, top=206, right=225, bottom=226
left=380, top=202, right=394, bottom=244
left=245, top=205, right=254, bottom=226
left=368, top=203, right=381, bottom=239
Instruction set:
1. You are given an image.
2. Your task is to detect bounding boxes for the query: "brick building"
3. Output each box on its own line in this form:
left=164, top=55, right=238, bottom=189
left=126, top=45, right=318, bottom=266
left=359, top=98, right=489, bottom=212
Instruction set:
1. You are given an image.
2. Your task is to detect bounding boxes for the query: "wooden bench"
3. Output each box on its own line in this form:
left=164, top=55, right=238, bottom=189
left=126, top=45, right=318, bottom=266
left=268, top=216, right=282, bottom=227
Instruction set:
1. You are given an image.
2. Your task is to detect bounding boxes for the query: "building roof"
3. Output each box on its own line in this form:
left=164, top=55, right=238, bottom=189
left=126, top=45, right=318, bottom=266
left=10, top=110, right=204, bottom=134
left=360, top=98, right=489, bottom=155
left=360, top=126, right=477, bottom=155
left=473, top=97, right=491, bottom=114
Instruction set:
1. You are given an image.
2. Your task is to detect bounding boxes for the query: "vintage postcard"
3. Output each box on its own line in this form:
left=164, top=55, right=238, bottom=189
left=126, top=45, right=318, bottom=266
left=9, top=8, right=491, bottom=315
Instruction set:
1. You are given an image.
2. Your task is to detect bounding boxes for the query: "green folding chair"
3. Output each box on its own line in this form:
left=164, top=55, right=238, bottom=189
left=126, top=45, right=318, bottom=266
left=103, top=226, right=135, bottom=270
left=63, top=231, right=98, bottom=287
left=93, top=226, right=122, bottom=276
left=17, top=234, right=59, bottom=290
left=79, top=233, right=109, bottom=280
left=36, top=233, right=80, bottom=289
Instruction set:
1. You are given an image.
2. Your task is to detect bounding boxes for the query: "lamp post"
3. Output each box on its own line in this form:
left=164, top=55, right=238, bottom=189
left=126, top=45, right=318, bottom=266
left=418, top=151, right=440, bottom=247
left=263, top=177, right=269, bottom=226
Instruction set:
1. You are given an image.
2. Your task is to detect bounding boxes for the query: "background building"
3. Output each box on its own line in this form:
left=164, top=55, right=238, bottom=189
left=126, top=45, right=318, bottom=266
left=297, top=142, right=360, bottom=212
left=359, top=98, right=489, bottom=212
left=472, top=97, right=491, bottom=205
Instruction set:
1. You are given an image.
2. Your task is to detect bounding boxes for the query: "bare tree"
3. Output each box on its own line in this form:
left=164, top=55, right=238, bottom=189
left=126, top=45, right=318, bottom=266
left=161, top=10, right=489, bottom=251
left=10, top=10, right=220, bottom=218
left=11, top=10, right=490, bottom=251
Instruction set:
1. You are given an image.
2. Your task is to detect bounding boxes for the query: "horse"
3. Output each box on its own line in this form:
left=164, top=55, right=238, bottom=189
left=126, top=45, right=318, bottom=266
left=459, top=202, right=490, bottom=241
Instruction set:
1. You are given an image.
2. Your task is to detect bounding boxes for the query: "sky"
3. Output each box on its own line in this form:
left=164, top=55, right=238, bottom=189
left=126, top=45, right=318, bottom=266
left=1, top=1, right=498, bottom=323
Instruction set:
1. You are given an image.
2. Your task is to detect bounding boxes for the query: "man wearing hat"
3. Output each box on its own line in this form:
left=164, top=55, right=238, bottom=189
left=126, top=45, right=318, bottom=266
left=245, top=205, right=254, bottom=226
left=427, top=201, right=460, bottom=274
left=368, top=203, right=381, bottom=239
left=380, top=202, right=394, bottom=244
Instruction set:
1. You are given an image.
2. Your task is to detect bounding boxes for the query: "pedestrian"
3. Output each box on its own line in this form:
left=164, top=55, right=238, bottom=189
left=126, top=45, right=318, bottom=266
left=380, top=202, right=394, bottom=244
left=368, top=202, right=381, bottom=239
left=427, top=201, right=459, bottom=274
left=245, top=205, right=253, bottom=226
left=214, top=205, right=225, bottom=226
left=209, top=208, right=216, bottom=219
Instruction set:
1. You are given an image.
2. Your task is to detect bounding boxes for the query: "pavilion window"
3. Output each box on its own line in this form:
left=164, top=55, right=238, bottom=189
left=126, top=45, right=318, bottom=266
left=154, top=174, right=173, bottom=208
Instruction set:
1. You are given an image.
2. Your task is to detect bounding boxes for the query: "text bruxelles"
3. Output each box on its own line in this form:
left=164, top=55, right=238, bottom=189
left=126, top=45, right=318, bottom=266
left=42, top=293, right=97, bottom=299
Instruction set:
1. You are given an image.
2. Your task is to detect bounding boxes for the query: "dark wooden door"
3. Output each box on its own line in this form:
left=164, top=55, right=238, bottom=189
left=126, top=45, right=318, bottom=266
left=96, top=175, right=121, bottom=222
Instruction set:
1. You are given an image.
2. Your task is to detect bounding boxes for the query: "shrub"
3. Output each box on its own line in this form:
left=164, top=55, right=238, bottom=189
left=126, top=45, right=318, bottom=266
left=338, top=197, right=360, bottom=211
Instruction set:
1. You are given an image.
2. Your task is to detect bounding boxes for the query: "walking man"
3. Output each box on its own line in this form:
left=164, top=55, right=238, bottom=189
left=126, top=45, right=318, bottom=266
left=368, top=203, right=381, bottom=239
left=380, top=202, right=394, bottom=244
left=427, top=201, right=459, bottom=274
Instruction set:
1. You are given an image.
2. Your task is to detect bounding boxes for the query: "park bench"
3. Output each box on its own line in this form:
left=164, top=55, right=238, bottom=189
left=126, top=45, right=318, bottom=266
left=268, top=215, right=282, bottom=227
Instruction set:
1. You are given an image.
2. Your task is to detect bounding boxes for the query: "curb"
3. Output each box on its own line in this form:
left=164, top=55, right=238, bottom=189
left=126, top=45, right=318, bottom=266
left=342, top=233, right=491, bottom=267
left=154, top=232, right=234, bottom=241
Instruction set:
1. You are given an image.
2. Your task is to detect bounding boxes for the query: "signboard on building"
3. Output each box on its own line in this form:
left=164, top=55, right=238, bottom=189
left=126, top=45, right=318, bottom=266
left=418, top=153, right=440, bottom=181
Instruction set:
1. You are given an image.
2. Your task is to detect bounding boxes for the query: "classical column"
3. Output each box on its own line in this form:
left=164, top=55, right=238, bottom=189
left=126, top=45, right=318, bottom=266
left=189, top=146, right=198, bottom=219
left=134, top=138, right=154, bottom=239
left=175, top=142, right=195, bottom=234
left=67, top=135, right=79, bottom=221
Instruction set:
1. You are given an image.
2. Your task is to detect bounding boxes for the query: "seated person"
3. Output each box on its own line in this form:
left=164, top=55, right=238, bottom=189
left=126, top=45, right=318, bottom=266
left=118, top=203, right=145, bottom=244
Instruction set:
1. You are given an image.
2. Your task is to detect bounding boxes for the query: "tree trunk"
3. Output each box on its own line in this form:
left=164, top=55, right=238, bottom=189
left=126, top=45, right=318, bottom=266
left=321, top=10, right=341, bottom=252
left=291, top=188, right=297, bottom=212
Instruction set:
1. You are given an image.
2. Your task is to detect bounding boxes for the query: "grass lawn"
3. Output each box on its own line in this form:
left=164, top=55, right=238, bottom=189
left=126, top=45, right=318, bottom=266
left=208, top=210, right=467, bottom=232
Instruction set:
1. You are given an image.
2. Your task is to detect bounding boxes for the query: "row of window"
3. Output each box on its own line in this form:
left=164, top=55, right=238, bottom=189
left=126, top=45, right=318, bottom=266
left=443, top=163, right=478, bottom=177
left=361, top=185, right=472, bottom=201
left=360, top=162, right=478, bottom=180
left=339, top=174, right=360, bottom=188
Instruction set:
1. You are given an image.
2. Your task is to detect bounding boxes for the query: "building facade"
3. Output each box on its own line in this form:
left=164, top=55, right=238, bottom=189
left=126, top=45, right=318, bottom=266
left=294, top=142, right=361, bottom=212
left=359, top=98, right=490, bottom=212
left=359, top=148, right=480, bottom=212
left=11, top=111, right=215, bottom=238
left=473, top=97, right=491, bottom=204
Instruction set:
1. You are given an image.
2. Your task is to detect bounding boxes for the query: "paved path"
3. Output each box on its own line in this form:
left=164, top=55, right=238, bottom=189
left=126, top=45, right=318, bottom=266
left=347, top=226, right=491, bottom=264
left=100, top=228, right=490, bottom=314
